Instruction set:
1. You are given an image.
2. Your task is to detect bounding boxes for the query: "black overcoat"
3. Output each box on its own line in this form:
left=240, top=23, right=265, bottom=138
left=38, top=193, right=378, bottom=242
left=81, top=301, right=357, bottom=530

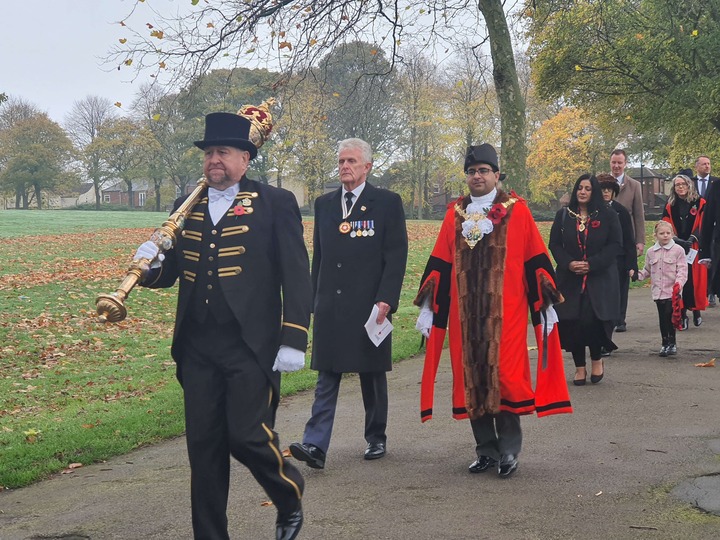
left=609, top=200, right=638, bottom=275
left=549, top=206, right=622, bottom=322
left=143, top=176, right=313, bottom=390
left=700, top=178, right=720, bottom=293
left=311, top=182, right=408, bottom=373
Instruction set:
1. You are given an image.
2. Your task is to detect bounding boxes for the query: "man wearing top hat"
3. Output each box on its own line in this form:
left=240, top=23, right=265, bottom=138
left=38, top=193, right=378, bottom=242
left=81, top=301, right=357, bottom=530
left=414, top=143, right=571, bottom=478
left=133, top=109, right=311, bottom=540
left=289, top=138, right=408, bottom=470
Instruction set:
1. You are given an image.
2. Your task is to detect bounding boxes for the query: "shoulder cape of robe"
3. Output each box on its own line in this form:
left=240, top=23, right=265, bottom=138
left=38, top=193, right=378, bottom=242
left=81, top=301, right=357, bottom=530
left=414, top=190, right=572, bottom=422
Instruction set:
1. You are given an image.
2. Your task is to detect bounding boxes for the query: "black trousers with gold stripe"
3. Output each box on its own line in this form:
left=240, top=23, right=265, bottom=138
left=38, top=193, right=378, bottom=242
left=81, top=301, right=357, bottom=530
left=178, top=318, right=304, bottom=540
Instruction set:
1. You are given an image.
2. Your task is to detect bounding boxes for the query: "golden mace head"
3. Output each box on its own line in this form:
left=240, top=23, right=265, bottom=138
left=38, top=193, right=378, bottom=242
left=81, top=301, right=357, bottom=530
left=95, top=293, right=128, bottom=323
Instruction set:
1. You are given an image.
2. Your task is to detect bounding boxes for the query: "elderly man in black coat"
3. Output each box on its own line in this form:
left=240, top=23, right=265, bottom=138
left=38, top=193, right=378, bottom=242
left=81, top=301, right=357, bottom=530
left=134, top=109, right=312, bottom=540
left=290, top=138, right=408, bottom=470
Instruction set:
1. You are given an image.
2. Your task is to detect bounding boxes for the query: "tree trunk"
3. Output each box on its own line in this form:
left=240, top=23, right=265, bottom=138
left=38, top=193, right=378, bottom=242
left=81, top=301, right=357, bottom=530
left=34, top=184, right=43, bottom=210
left=125, top=179, right=134, bottom=208
left=94, top=181, right=102, bottom=210
left=154, top=178, right=162, bottom=211
left=478, top=0, right=528, bottom=195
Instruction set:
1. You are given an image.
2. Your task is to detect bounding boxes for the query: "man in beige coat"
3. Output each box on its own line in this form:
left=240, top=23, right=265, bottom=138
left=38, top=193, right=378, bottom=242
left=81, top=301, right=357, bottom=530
left=611, top=148, right=645, bottom=332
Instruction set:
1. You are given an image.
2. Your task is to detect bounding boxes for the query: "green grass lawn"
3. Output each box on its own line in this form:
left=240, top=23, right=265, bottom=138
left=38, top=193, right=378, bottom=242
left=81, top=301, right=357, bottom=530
left=0, top=210, right=651, bottom=489
left=0, top=210, right=437, bottom=489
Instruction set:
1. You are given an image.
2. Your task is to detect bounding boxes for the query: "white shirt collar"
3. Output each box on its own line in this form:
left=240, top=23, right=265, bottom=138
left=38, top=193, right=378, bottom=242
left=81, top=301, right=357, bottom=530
left=470, top=188, right=497, bottom=210
left=207, top=183, right=240, bottom=225
left=343, top=182, right=366, bottom=199
left=616, top=173, right=625, bottom=185
left=342, top=182, right=366, bottom=217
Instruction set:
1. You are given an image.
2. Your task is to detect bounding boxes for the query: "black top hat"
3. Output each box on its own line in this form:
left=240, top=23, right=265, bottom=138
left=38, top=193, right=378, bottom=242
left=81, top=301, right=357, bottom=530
left=194, top=112, right=258, bottom=159
left=464, top=143, right=499, bottom=172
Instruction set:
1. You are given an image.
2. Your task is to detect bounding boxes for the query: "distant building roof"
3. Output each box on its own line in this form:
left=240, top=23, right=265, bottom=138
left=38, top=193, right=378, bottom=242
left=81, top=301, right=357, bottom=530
left=627, top=167, right=666, bottom=180
left=103, top=180, right=151, bottom=192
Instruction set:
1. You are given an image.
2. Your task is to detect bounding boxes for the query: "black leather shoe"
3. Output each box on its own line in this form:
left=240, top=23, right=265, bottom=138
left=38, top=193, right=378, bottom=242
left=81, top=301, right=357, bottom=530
left=276, top=506, right=303, bottom=540
left=289, top=442, right=326, bottom=469
left=615, top=323, right=627, bottom=333
left=659, top=346, right=668, bottom=357
left=364, top=442, right=386, bottom=460
left=693, top=312, right=703, bottom=326
left=709, top=295, right=716, bottom=307
left=468, top=455, right=498, bottom=473
left=498, top=455, right=518, bottom=478
left=667, top=344, right=677, bottom=355
left=600, top=347, right=611, bottom=357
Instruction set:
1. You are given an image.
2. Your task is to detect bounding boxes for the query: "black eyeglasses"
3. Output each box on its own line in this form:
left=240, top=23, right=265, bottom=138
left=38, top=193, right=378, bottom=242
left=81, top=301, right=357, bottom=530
left=466, top=167, right=494, bottom=176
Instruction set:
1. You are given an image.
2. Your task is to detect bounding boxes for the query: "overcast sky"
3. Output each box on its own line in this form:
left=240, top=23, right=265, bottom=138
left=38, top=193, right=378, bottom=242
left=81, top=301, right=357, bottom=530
left=0, top=0, right=187, bottom=124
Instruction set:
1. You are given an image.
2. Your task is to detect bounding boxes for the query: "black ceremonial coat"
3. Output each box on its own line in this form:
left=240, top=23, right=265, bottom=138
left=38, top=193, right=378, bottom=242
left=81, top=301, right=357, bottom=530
left=311, top=182, right=408, bottom=373
left=143, top=176, right=313, bottom=391
left=549, top=205, right=622, bottom=323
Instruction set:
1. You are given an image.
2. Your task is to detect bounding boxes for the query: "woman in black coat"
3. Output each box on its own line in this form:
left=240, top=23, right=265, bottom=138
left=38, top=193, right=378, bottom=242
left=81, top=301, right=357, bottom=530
left=549, top=174, right=622, bottom=386
left=597, top=173, right=638, bottom=349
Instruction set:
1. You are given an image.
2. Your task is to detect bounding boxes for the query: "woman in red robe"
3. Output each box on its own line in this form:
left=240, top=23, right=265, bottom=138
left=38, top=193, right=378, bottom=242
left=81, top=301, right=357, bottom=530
left=662, top=173, right=708, bottom=328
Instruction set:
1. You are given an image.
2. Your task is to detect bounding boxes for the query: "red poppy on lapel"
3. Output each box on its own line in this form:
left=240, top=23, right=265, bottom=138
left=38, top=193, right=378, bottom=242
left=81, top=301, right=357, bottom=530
left=487, top=203, right=507, bottom=224
left=690, top=207, right=697, bottom=215
left=591, top=220, right=600, bottom=228
left=234, top=206, right=246, bottom=216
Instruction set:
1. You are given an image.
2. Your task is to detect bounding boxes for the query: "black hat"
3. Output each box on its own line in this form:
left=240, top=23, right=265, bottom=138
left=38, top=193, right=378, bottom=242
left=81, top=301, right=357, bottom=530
left=464, top=143, right=499, bottom=173
left=677, top=168, right=693, bottom=178
left=194, top=112, right=258, bottom=159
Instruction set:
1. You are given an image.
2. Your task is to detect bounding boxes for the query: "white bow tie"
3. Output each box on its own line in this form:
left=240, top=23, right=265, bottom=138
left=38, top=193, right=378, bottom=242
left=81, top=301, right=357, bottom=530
left=208, top=187, right=236, bottom=203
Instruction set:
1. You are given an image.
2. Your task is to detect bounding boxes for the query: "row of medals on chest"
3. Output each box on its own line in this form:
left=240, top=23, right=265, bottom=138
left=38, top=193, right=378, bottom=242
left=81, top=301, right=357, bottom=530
left=339, top=205, right=375, bottom=237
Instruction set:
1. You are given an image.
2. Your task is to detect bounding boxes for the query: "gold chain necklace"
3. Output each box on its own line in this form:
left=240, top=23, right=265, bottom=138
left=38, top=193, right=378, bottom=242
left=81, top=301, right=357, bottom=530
left=567, top=208, right=595, bottom=232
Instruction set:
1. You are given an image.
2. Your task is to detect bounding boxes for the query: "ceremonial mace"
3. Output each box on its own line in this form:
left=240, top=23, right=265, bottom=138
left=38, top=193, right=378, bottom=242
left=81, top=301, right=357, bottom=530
left=95, top=176, right=208, bottom=322
left=95, top=98, right=276, bottom=323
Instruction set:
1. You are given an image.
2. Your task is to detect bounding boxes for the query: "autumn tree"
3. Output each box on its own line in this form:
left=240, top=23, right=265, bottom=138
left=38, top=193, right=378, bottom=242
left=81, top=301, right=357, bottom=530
left=527, top=0, right=720, bottom=159
left=526, top=107, right=603, bottom=205
left=64, top=96, right=118, bottom=209
left=90, top=118, right=160, bottom=208
left=0, top=114, right=75, bottom=209
left=267, top=81, right=336, bottom=210
left=395, top=53, right=447, bottom=219
left=111, top=0, right=530, bottom=196
left=313, top=41, right=401, bottom=160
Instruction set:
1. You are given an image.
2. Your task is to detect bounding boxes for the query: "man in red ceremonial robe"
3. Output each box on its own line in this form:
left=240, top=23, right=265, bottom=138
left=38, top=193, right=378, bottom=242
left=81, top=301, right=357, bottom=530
left=415, top=143, right=572, bottom=478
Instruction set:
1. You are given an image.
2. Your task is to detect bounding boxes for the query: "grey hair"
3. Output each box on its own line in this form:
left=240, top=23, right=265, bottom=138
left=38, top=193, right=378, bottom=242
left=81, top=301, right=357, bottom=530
left=338, top=138, right=373, bottom=165
left=668, top=174, right=699, bottom=205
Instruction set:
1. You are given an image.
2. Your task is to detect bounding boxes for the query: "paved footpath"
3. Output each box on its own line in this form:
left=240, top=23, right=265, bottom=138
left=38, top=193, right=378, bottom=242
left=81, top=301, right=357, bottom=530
left=1, top=288, right=719, bottom=539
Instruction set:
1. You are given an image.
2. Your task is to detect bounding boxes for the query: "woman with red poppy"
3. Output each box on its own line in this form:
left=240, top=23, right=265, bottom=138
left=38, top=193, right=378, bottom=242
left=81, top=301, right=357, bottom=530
left=549, top=174, right=622, bottom=386
left=662, top=173, right=708, bottom=329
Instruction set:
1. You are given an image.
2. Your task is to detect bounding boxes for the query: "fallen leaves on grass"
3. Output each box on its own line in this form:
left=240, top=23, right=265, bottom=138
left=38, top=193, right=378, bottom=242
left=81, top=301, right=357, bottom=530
left=61, top=463, right=84, bottom=474
left=23, top=428, right=41, bottom=443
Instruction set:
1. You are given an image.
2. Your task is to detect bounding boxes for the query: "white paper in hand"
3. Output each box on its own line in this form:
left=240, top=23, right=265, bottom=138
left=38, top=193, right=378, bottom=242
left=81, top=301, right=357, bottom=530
left=686, top=248, right=698, bottom=265
left=365, top=304, right=394, bottom=347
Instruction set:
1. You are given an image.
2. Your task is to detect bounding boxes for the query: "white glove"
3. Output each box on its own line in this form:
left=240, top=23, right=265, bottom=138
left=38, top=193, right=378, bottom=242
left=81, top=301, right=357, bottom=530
left=415, top=305, right=434, bottom=339
left=541, top=305, right=559, bottom=335
left=133, top=240, right=164, bottom=268
left=699, top=258, right=712, bottom=267
left=272, top=345, right=306, bottom=372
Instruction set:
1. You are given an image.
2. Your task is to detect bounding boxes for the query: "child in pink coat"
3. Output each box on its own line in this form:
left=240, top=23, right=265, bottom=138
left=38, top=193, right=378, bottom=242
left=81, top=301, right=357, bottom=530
left=636, top=221, right=688, bottom=356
